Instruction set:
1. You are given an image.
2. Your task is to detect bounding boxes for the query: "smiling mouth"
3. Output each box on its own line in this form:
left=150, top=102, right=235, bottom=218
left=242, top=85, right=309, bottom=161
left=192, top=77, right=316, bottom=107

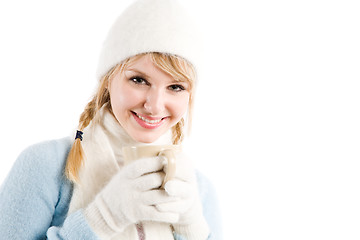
left=131, top=111, right=167, bottom=129
left=137, top=114, right=162, bottom=124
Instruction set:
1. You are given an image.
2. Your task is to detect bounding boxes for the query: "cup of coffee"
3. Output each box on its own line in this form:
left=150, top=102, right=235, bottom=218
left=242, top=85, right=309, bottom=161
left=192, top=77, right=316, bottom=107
left=122, top=145, right=181, bottom=188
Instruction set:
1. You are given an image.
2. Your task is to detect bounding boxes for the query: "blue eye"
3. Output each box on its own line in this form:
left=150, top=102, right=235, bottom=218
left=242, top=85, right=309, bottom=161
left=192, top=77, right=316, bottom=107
left=168, top=84, right=186, bottom=92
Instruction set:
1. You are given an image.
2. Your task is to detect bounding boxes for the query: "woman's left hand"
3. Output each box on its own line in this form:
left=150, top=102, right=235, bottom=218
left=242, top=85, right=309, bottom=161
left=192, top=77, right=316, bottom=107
left=156, top=153, right=210, bottom=239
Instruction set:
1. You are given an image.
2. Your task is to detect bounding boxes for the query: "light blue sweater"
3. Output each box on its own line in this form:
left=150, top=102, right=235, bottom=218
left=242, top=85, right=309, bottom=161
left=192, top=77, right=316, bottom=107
left=0, top=138, right=222, bottom=239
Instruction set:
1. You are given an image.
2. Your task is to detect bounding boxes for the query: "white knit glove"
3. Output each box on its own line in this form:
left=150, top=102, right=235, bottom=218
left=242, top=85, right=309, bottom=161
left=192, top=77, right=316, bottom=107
left=158, top=153, right=210, bottom=240
left=85, top=157, right=179, bottom=238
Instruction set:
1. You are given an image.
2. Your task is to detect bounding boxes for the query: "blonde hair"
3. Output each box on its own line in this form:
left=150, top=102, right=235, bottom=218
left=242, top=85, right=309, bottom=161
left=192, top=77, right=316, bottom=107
left=65, top=52, right=196, bottom=183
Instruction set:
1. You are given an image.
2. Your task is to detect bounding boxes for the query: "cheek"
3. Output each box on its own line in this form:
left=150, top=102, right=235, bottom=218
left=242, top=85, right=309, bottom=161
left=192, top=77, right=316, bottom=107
left=170, top=94, right=190, bottom=119
left=110, top=89, right=126, bottom=115
left=110, top=86, right=130, bottom=125
left=110, top=84, right=136, bottom=119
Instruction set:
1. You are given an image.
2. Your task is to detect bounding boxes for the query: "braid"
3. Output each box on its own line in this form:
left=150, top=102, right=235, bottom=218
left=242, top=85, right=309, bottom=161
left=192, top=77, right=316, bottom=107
left=65, top=97, right=97, bottom=183
left=172, top=118, right=185, bottom=145
left=78, top=99, right=96, bottom=130
left=65, top=64, right=121, bottom=183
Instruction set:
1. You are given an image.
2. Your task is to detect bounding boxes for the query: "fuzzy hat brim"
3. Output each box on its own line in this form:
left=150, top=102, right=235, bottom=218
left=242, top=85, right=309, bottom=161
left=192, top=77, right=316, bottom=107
left=96, top=0, right=202, bottom=80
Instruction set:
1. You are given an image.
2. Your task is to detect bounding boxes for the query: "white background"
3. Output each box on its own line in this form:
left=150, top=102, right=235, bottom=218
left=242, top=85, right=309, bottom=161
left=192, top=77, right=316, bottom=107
left=1, top=0, right=360, bottom=239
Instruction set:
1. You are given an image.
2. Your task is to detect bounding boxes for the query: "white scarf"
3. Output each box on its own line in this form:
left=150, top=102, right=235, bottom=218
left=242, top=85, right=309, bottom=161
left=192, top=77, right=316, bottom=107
left=68, top=108, right=174, bottom=239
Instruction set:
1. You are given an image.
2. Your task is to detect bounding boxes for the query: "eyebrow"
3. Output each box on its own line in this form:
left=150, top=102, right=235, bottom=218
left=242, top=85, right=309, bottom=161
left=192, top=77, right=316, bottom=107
left=125, top=69, right=151, bottom=79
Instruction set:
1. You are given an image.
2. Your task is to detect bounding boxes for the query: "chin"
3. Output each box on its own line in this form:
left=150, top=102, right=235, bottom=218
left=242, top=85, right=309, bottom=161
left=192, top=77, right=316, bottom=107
left=132, top=133, right=162, bottom=144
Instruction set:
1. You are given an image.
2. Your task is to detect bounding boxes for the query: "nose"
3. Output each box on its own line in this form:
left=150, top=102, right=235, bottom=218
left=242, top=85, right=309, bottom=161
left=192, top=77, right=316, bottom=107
left=144, top=88, right=165, bottom=115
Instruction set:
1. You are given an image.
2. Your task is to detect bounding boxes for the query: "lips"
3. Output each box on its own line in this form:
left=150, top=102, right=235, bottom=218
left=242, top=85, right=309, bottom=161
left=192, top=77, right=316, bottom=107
left=131, top=111, right=167, bottom=129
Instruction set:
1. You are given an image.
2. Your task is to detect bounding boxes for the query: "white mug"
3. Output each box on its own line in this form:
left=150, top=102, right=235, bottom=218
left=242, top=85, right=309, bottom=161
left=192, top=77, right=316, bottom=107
left=122, top=145, right=181, bottom=188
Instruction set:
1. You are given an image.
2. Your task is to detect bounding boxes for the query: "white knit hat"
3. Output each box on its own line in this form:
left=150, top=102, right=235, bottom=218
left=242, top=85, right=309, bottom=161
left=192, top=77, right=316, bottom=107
left=96, top=0, right=202, bottom=80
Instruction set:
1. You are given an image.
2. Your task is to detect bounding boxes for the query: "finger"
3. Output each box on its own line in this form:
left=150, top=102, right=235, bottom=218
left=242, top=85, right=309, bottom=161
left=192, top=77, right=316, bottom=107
left=141, top=189, right=179, bottom=205
left=164, top=179, right=195, bottom=198
left=141, top=205, right=179, bottom=223
left=172, top=153, right=196, bottom=182
left=125, top=157, right=164, bottom=178
left=156, top=198, right=193, bottom=214
left=134, top=172, right=165, bottom=191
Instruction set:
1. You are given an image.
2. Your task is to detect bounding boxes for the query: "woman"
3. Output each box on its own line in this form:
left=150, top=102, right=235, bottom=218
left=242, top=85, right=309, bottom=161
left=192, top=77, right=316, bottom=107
left=0, top=0, right=222, bottom=239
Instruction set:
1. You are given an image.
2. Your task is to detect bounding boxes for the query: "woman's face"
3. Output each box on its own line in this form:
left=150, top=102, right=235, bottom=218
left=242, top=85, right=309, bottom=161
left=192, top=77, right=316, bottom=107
left=109, top=55, right=190, bottom=143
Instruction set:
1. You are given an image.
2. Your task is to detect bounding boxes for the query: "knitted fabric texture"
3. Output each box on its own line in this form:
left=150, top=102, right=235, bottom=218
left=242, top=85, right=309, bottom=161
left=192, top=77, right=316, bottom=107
left=96, top=0, right=202, bottom=80
left=0, top=137, right=222, bottom=239
left=69, top=108, right=175, bottom=239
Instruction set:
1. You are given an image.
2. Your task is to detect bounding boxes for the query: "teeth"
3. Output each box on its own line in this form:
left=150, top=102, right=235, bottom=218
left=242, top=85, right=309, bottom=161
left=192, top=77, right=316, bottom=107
left=137, top=113, right=162, bottom=124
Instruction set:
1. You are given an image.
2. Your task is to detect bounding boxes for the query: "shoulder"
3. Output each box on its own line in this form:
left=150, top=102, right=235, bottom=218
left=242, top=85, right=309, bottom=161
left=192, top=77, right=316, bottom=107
left=0, top=138, right=74, bottom=238
left=195, top=170, right=220, bottom=209
left=9, top=137, right=73, bottom=192
left=19, top=137, right=72, bottom=163
left=195, top=171, right=223, bottom=239
left=17, top=137, right=72, bottom=173
left=2, top=137, right=74, bottom=210
left=195, top=171, right=216, bottom=196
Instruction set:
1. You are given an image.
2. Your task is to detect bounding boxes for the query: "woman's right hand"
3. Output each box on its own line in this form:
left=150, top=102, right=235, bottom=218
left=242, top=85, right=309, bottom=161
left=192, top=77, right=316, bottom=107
left=85, top=157, right=179, bottom=235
